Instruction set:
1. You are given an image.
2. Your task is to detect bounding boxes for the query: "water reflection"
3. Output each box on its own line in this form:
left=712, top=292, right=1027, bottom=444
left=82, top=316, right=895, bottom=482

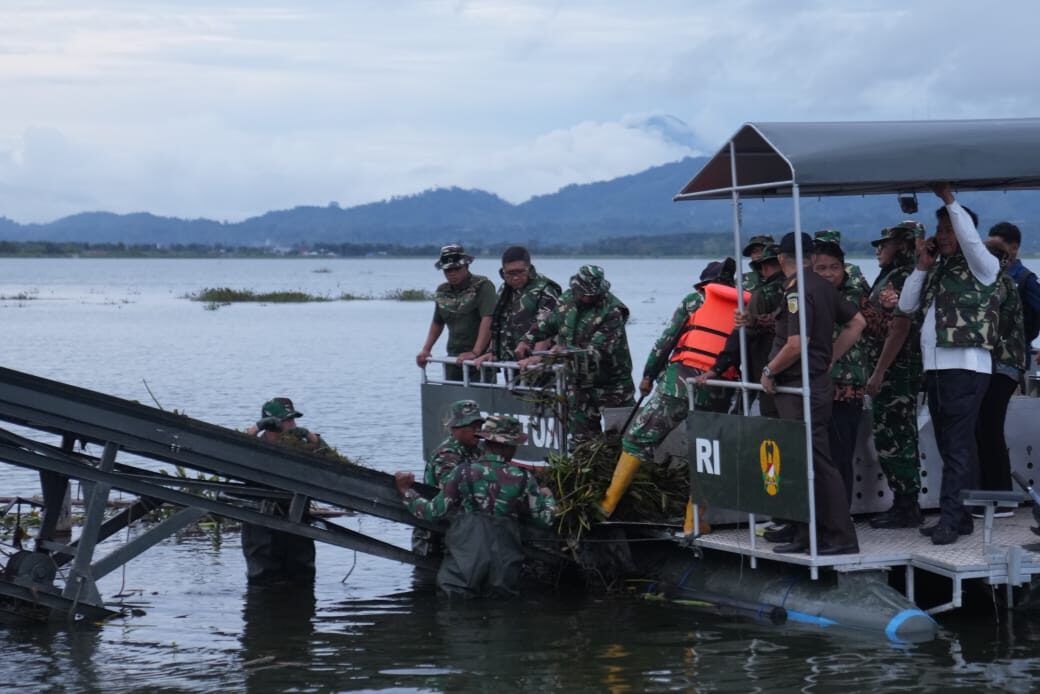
left=241, top=580, right=317, bottom=693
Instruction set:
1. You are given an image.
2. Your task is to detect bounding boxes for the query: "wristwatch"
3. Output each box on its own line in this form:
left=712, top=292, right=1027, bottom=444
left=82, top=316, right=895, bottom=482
left=762, top=366, right=774, bottom=379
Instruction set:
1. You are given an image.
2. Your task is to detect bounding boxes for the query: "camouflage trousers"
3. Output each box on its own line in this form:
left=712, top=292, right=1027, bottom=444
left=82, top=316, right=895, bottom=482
left=621, top=382, right=731, bottom=463
left=568, top=385, right=635, bottom=447
left=622, top=390, right=689, bottom=464
left=871, top=369, right=923, bottom=497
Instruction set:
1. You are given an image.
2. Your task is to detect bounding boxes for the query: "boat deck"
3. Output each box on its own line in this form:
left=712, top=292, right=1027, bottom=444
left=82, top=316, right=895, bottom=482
left=695, top=508, right=1040, bottom=613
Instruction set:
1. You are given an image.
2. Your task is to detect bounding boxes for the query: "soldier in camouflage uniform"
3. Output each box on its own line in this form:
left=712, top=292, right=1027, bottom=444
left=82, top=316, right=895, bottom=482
left=975, top=238, right=1026, bottom=493
left=242, top=397, right=326, bottom=582
left=862, top=221, right=926, bottom=529
left=395, top=415, right=557, bottom=598
left=412, top=399, right=485, bottom=557
left=600, top=259, right=741, bottom=527
left=812, top=232, right=875, bottom=504
left=515, top=265, right=635, bottom=446
left=417, top=244, right=497, bottom=382
left=741, top=234, right=776, bottom=291
left=701, top=244, right=785, bottom=417
left=898, top=184, right=1000, bottom=545
left=477, top=246, right=562, bottom=365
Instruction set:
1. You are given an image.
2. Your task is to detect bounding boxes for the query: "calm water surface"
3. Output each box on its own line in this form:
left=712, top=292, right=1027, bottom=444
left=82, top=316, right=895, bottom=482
left=0, top=257, right=1038, bottom=693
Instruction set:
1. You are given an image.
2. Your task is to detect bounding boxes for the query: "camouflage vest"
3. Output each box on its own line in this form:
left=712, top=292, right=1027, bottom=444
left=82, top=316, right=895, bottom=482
left=993, top=272, right=1027, bottom=372
left=866, top=254, right=921, bottom=367
left=490, top=269, right=561, bottom=360
left=920, top=252, right=999, bottom=350
left=830, top=270, right=870, bottom=388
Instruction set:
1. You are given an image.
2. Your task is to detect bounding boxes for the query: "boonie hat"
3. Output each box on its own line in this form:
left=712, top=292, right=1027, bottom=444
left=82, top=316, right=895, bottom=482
left=261, top=397, right=303, bottom=421
left=446, top=399, right=484, bottom=428
left=695, top=257, right=737, bottom=288
left=777, top=232, right=815, bottom=255
left=750, top=244, right=780, bottom=268
left=871, top=220, right=925, bottom=247
left=570, top=264, right=610, bottom=297
left=435, top=244, right=475, bottom=270
left=742, top=234, right=776, bottom=257
left=475, top=415, right=529, bottom=445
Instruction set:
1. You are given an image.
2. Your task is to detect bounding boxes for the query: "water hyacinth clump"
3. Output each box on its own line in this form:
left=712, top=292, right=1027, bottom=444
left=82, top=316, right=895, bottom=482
left=382, top=288, right=434, bottom=301
left=545, top=435, right=687, bottom=543
left=189, top=287, right=332, bottom=303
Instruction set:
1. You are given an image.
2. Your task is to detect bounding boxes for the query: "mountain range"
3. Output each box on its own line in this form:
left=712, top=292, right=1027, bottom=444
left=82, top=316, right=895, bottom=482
left=3, top=156, right=1040, bottom=252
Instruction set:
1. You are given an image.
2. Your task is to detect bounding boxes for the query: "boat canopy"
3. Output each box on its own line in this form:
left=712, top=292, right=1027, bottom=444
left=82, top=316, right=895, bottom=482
left=674, top=118, right=1040, bottom=200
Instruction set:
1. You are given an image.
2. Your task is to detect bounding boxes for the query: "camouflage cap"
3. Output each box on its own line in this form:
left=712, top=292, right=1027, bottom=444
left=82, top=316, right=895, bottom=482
left=475, top=414, right=529, bottom=445
left=742, top=234, right=776, bottom=257
left=570, top=264, right=610, bottom=297
left=446, top=399, right=484, bottom=428
left=750, top=244, right=780, bottom=268
left=871, top=220, right=925, bottom=247
left=434, top=244, right=474, bottom=270
left=261, top=397, right=302, bottom=421
left=814, top=229, right=842, bottom=246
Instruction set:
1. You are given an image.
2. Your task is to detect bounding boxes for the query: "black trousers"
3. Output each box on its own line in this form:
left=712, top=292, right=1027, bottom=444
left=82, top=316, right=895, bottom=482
left=775, top=378, right=858, bottom=548
left=828, top=399, right=863, bottom=507
left=925, top=369, right=989, bottom=529
left=974, top=372, right=1019, bottom=492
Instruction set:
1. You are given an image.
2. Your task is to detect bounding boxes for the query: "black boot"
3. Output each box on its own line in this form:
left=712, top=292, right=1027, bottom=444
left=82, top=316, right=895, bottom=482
left=869, top=494, right=923, bottom=529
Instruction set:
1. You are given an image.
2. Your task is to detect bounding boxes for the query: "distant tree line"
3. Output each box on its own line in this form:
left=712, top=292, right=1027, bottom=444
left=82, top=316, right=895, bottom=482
left=0, top=233, right=890, bottom=259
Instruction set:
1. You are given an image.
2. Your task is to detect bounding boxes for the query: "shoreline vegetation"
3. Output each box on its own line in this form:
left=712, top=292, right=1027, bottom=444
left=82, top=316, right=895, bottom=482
left=188, top=286, right=434, bottom=309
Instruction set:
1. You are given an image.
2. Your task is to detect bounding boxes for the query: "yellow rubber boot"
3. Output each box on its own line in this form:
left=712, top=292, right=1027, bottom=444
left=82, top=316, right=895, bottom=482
left=598, top=451, right=643, bottom=517
left=683, top=499, right=711, bottom=536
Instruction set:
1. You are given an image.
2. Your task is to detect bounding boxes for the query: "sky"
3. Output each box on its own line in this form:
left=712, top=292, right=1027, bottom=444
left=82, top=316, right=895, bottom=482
left=1, top=0, right=1037, bottom=223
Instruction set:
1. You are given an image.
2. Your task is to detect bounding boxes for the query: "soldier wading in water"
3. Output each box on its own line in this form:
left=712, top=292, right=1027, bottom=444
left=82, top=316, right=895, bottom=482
left=395, top=415, right=557, bottom=598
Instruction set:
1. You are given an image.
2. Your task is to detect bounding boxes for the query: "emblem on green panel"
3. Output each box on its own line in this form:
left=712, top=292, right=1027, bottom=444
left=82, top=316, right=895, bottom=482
left=760, top=439, right=780, bottom=496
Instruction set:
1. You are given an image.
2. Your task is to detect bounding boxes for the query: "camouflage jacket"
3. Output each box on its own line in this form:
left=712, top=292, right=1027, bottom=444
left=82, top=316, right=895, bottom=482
left=644, top=290, right=704, bottom=399
left=864, top=253, right=921, bottom=369
left=489, top=268, right=562, bottom=361
left=746, top=271, right=785, bottom=337
left=742, top=270, right=761, bottom=292
left=423, top=435, right=482, bottom=487
left=433, top=272, right=498, bottom=355
left=993, top=271, right=1027, bottom=374
left=920, top=252, right=1000, bottom=350
left=830, top=267, right=872, bottom=399
left=404, top=451, right=557, bottom=528
left=521, top=289, right=634, bottom=392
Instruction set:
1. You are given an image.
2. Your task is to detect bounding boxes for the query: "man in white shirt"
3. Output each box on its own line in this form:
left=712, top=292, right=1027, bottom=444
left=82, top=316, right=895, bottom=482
left=897, top=184, right=1000, bottom=545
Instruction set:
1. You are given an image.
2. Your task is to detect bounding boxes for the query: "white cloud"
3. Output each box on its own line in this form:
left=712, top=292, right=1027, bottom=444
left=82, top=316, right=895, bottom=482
left=1, top=0, right=1039, bottom=222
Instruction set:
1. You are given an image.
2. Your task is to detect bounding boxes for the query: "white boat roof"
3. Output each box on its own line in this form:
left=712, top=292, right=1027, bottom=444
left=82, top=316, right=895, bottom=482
left=674, top=118, right=1040, bottom=200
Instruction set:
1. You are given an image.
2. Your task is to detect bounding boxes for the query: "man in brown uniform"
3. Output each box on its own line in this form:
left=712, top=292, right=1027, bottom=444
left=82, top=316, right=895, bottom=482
left=761, top=232, right=865, bottom=555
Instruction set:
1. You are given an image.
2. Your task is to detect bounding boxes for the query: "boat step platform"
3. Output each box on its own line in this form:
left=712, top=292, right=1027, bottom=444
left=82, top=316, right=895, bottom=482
left=695, top=509, right=1040, bottom=614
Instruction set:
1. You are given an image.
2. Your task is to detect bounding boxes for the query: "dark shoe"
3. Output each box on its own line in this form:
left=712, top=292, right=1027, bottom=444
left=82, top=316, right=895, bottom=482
left=930, top=524, right=960, bottom=545
left=763, top=524, right=796, bottom=543
left=817, top=542, right=860, bottom=556
left=869, top=496, right=923, bottom=529
left=920, top=519, right=973, bottom=537
left=773, top=539, right=808, bottom=554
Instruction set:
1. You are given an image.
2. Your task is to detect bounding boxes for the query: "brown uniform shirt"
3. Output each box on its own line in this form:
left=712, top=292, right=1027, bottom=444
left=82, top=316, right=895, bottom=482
left=770, top=270, right=858, bottom=386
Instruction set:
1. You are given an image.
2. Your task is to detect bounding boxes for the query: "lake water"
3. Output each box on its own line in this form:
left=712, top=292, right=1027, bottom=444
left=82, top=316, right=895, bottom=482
left=1, top=257, right=1039, bottom=692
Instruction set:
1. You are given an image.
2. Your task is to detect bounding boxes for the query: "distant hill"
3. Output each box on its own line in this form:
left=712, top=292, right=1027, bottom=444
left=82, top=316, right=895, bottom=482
left=5, top=157, right=1040, bottom=252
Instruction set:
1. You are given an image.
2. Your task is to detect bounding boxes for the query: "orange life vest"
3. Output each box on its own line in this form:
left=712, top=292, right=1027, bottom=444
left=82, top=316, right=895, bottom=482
left=670, top=283, right=751, bottom=371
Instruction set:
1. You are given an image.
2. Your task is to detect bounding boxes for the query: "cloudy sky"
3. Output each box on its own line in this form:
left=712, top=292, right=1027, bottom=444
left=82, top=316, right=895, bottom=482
left=0, top=0, right=1036, bottom=223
